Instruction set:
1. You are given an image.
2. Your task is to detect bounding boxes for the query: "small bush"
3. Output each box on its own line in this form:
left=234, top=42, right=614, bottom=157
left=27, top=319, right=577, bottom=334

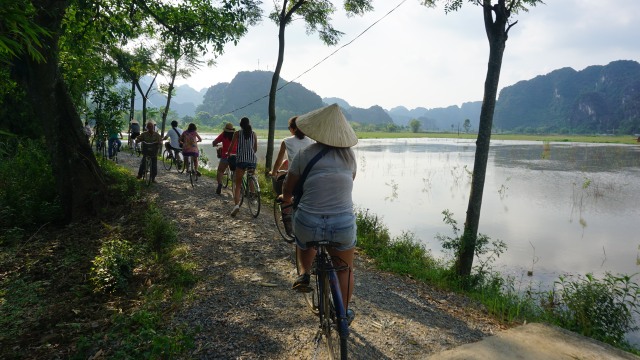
left=90, top=236, right=135, bottom=293
left=0, top=138, right=62, bottom=233
left=144, top=205, right=177, bottom=254
left=550, top=273, right=640, bottom=346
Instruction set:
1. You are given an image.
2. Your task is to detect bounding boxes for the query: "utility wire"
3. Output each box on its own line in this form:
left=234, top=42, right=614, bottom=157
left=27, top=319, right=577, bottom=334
left=222, top=0, right=408, bottom=116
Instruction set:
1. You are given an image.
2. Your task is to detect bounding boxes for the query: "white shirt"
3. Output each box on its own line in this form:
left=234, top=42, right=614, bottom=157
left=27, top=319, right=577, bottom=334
left=283, top=135, right=315, bottom=162
left=166, top=127, right=183, bottom=148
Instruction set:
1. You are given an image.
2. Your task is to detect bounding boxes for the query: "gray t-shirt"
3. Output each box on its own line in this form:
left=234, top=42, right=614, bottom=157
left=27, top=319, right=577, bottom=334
left=289, top=143, right=357, bottom=215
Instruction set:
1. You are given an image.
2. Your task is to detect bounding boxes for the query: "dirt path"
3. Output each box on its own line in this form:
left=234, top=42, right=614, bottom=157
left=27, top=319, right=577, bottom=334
left=118, top=153, right=506, bottom=359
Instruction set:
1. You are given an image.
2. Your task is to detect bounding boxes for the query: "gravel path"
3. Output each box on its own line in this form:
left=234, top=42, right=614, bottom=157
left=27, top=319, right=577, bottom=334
left=119, top=153, right=507, bottom=359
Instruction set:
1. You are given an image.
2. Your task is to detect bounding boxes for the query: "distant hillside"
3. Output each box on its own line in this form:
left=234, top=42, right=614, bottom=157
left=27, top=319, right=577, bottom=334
left=133, top=77, right=205, bottom=118
left=494, top=60, right=640, bottom=134
left=197, top=71, right=324, bottom=129
left=388, top=102, right=482, bottom=131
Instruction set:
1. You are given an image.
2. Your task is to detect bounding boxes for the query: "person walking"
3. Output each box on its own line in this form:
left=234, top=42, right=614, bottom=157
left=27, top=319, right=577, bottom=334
left=228, top=117, right=257, bottom=216
left=212, top=122, right=236, bottom=195
left=280, top=104, right=358, bottom=321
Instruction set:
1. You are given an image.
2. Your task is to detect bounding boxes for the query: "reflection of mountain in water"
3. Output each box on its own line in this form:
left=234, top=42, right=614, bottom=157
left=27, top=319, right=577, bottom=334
left=491, top=143, right=640, bottom=173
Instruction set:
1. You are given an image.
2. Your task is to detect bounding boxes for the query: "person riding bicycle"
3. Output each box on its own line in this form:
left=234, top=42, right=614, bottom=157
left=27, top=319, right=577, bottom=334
left=135, top=121, right=162, bottom=182
left=212, top=122, right=236, bottom=195
left=280, top=104, right=357, bottom=322
left=179, top=123, right=202, bottom=177
left=228, top=117, right=257, bottom=217
left=163, top=120, right=183, bottom=168
left=129, top=119, right=141, bottom=141
left=270, top=116, right=315, bottom=194
left=107, top=125, right=123, bottom=160
left=271, top=116, right=314, bottom=235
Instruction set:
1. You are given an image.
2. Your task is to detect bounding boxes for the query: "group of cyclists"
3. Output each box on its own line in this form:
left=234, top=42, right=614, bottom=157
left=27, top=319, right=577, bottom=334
left=89, top=104, right=359, bottom=326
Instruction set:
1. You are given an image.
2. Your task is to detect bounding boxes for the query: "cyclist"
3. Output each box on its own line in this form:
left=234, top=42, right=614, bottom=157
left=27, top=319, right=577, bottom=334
left=280, top=104, right=357, bottom=321
left=135, top=122, right=162, bottom=182
left=163, top=120, right=183, bottom=168
left=129, top=119, right=141, bottom=141
left=107, top=125, right=123, bottom=160
left=212, top=122, right=236, bottom=195
left=228, top=117, right=257, bottom=217
left=179, top=123, right=202, bottom=177
left=270, top=116, right=314, bottom=235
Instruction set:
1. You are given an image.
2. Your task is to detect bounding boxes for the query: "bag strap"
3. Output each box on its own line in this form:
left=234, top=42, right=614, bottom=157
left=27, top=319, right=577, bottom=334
left=293, top=146, right=331, bottom=208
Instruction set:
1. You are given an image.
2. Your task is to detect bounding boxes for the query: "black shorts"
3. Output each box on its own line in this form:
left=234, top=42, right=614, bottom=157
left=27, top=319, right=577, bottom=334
left=131, top=132, right=141, bottom=140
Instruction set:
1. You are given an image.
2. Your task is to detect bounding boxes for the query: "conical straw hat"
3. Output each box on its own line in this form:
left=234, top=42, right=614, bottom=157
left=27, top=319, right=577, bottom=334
left=296, top=104, right=358, bottom=148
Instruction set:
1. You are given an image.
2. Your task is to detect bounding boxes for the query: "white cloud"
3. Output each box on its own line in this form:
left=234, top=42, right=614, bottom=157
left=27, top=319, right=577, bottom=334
left=174, top=0, right=640, bottom=111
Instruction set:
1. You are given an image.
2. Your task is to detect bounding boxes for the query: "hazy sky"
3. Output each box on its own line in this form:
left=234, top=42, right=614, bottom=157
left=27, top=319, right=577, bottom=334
left=171, top=0, right=640, bottom=110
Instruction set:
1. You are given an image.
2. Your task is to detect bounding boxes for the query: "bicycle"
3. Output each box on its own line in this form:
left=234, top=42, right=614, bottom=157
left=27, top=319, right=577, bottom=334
left=299, top=241, right=351, bottom=360
left=183, top=155, right=198, bottom=188
left=273, top=171, right=294, bottom=243
left=162, top=144, right=184, bottom=173
left=127, top=136, right=140, bottom=157
left=238, top=168, right=261, bottom=218
left=140, top=141, right=158, bottom=187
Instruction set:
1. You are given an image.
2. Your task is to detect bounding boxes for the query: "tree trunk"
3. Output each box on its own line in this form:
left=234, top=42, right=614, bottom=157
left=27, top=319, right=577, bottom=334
left=128, top=81, right=135, bottom=138
left=456, top=1, right=509, bottom=277
left=12, top=0, right=106, bottom=224
left=161, top=58, right=179, bottom=137
left=266, top=19, right=287, bottom=173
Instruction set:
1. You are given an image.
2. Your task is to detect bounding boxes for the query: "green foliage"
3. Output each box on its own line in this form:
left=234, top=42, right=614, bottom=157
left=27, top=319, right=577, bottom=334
left=550, top=273, right=640, bottom=346
left=144, top=205, right=177, bottom=254
left=90, top=236, right=135, bottom=294
left=409, top=119, right=421, bottom=133
left=0, top=279, right=47, bottom=342
left=0, top=0, right=50, bottom=64
left=0, top=138, right=62, bottom=240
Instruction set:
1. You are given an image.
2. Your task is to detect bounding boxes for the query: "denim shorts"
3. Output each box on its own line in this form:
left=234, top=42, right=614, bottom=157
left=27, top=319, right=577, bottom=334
left=237, top=161, right=256, bottom=170
left=294, top=209, right=357, bottom=251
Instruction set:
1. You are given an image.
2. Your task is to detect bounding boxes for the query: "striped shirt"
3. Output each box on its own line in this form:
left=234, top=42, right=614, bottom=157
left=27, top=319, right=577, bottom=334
left=236, top=130, right=257, bottom=164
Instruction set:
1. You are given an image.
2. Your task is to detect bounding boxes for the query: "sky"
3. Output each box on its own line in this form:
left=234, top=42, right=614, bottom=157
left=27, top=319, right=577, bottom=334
left=172, top=0, right=640, bottom=111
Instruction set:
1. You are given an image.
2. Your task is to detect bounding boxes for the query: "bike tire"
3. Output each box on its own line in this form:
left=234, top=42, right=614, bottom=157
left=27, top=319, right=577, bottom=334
left=239, top=176, right=245, bottom=207
left=322, top=273, right=347, bottom=360
left=144, top=157, right=152, bottom=186
left=246, top=175, right=260, bottom=218
left=223, top=167, right=230, bottom=188
left=187, top=158, right=195, bottom=188
left=162, top=150, right=173, bottom=171
left=296, top=248, right=318, bottom=314
left=274, top=200, right=295, bottom=243
left=177, top=154, right=185, bottom=174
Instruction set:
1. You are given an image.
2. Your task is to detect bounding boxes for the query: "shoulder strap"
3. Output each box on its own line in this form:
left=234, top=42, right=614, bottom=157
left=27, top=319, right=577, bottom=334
left=293, top=147, right=331, bottom=207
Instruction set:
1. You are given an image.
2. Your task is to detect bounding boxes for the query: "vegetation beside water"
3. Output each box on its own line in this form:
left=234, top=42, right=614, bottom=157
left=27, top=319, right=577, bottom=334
left=355, top=208, right=640, bottom=354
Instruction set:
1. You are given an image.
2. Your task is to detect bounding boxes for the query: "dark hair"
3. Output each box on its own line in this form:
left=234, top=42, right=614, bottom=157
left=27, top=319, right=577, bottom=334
left=187, top=123, right=197, bottom=132
left=288, top=116, right=305, bottom=140
left=240, top=117, right=252, bottom=139
left=171, top=120, right=178, bottom=128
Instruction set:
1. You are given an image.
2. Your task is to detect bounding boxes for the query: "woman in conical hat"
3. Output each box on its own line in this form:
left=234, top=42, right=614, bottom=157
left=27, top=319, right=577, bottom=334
left=281, top=103, right=357, bottom=322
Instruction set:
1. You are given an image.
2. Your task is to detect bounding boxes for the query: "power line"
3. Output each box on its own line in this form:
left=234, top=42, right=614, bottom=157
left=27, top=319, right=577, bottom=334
left=222, top=0, right=408, bottom=116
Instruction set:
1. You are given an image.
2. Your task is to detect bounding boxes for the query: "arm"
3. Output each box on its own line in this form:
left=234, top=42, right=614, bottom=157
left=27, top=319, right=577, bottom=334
left=271, top=141, right=287, bottom=177
left=252, top=131, right=258, bottom=153
left=227, top=132, right=238, bottom=156
left=196, top=133, right=202, bottom=142
left=281, top=172, right=299, bottom=204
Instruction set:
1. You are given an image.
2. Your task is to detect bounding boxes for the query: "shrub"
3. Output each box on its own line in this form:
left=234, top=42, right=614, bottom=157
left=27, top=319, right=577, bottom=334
left=90, top=236, right=135, bottom=293
left=0, top=138, right=62, bottom=238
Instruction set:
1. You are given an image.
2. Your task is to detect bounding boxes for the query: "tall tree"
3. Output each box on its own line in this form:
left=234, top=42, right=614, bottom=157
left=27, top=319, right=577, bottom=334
left=4, top=0, right=263, bottom=223
left=424, top=0, right=542, bottom=277
left=264, top=0, right=374, bottom=172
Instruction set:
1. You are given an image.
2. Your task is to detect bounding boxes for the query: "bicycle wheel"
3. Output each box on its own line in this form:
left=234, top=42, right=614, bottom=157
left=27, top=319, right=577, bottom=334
left=223, top=167, right=231, bottom=188
left=321, top=272, right=348, bottom=360
left=246, top=175, right=260, bottom=218
left=176, top=153, right=185, bottom=174
left=274, top=200, right=295, bottom=243
left=144, top=157, right=152, bottom=186
left=188, top=158, right=195, bottom=188
left=296, top=248, right=318, bottom=314
left=162, top=149, right=173, bottom=171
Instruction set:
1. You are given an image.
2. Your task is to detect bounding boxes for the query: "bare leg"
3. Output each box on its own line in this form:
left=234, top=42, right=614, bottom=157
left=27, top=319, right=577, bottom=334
left=233, top=168, right=245, bottom=205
